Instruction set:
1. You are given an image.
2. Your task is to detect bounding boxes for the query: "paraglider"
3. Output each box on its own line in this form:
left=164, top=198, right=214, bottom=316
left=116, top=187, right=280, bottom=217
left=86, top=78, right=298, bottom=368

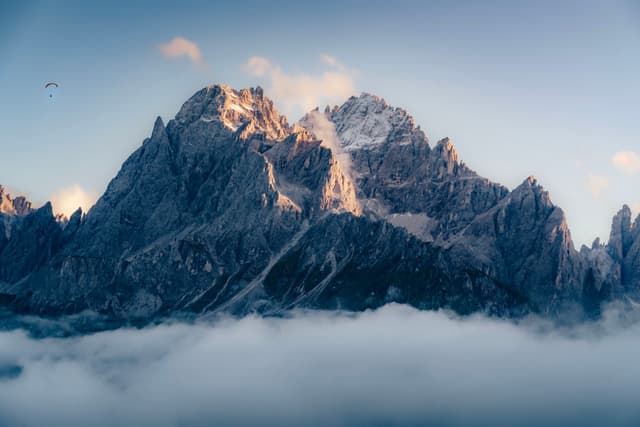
left=44, top=82, right=59, bottom=98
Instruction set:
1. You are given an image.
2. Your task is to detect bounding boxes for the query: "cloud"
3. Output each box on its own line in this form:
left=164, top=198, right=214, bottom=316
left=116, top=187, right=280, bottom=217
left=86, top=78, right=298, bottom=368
left=299, top=110, right=353, bottom=177
left=243, top=54, right=356, bottom=118
left=49, top=185, right=97, bottom=218
left=611, top=151, right=640, bottom=175
left=244, top=56, right=272, bottom=77
left=584, top=174, right=609, bottom=198
left=2, top=304, right=640, bottom=427
left=631, top=202, right=640, bottom=218
left=158, top=37, right=205, bottom=68
left=320, top=53, right=346, bottom=70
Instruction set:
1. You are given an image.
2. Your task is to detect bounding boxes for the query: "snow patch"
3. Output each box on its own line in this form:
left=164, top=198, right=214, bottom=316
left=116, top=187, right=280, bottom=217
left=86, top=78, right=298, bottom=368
left=330, top=93, right=421, bottom=152
left=385, top=212, right=436, bottom=242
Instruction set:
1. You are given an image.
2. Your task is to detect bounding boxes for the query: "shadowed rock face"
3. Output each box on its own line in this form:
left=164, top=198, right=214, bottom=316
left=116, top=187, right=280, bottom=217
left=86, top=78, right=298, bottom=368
left=0, top=202, right=63, bottom=289
left=447, top=176, right=582, bottom=315
left=326, top=95, right=509, bottom=241
left=608, top=205, right=640, bottom=296
left=0, top=85, right=638, bottom=322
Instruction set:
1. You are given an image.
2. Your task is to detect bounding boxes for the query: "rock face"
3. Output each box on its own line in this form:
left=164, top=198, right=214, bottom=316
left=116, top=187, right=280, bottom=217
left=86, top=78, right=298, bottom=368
left=0, top=193, right=63, bottom=293
left=607, top=205, right=640, bottom=296
left=326, top=94, right=508, bottom=242
left=0, top=84, right=638, bottom=321
left=448, top=176, right=582, bottom=315
left=0, top=186, right=33, bottom=216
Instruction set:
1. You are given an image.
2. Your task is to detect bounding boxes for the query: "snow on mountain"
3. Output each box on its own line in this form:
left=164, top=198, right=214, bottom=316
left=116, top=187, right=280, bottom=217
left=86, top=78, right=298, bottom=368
left=1, top=84, right=640, bottom=323
left=175, top=84, right=289, bottom=140
left=329, top=93, right=426, bottom=152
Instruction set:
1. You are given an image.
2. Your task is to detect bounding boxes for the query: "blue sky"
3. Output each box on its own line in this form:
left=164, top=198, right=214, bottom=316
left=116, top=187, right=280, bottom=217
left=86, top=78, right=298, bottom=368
left=0, top=0, right=638, bottom=246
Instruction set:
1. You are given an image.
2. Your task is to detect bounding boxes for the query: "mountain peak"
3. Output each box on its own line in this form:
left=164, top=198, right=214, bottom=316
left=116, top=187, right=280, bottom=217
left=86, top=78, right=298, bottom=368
left=329, top=92, right=427, bottom=152
left=175, top=84, right=289, bottom=140
left=434, top=137, right=459, bottom=163
left=0, top=186, right=33, bottom=216
left=355, top=92, right=389, bottom=107
left=509, top=175, right=555, bottom=209
left=609, top=204, right=634, bottom=260
left=151, top=116, right=166, bottom=140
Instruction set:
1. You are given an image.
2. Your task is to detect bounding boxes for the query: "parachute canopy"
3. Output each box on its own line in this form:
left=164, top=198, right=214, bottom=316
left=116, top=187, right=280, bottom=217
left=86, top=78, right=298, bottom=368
left=45, top=82, right=59, bottom=99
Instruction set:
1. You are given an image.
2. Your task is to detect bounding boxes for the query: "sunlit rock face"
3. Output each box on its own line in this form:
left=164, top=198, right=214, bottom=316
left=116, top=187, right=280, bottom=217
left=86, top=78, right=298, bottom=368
left=0, top=85, right=638, bottom=321
left=0, top=186, right=32, bottom=216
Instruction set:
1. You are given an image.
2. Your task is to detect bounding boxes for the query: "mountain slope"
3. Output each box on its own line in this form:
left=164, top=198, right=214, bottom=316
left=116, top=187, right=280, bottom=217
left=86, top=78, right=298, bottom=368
left=0, top=84, right=638, bottom=321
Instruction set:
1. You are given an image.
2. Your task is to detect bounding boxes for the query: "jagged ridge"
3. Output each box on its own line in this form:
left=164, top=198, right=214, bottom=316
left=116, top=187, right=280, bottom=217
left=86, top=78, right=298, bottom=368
left=0, top=84, right=638, bottom=322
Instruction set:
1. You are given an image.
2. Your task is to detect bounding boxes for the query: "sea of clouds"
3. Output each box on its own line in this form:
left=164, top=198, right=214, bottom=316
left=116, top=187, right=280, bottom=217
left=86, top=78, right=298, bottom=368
left=1, top=303, right=640, bottom=427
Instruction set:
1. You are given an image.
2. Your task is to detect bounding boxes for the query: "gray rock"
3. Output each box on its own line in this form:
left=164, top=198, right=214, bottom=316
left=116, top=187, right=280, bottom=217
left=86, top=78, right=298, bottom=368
left=606, top=206, right=640, bottom=296
left=1, top=84, right=637, bottom=323
left=0, top=203, right=62, bottom=285
left=323, top=94, right=509, bottom=242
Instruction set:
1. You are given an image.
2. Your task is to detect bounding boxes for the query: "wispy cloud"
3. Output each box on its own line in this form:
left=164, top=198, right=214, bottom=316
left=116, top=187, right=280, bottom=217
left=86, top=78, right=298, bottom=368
left=319, top=53, right=346, bottom=71
left=50, top=184, right=97, bottom=217
left=158, top=37, right=205, bottom=68
left=300, top=110, right=353, bottom=176
left=584, top=174, right=609, bottom=198
left=243, top=54, right=356, bottom=118
left=611, top=151, right=640, bottom=175
left=245, top=56, right=272, bottom=77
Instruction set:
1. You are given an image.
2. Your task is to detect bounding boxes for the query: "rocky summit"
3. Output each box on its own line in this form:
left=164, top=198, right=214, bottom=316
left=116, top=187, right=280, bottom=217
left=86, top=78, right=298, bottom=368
left=1, top=84, right=638, bottom=322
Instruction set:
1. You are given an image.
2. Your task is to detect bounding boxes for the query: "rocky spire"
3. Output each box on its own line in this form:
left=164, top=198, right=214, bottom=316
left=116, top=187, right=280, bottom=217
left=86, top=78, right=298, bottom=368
left=605, top=205, right=640, bottom=294
left=0, top=185, right=33, bottom=216
left=175, top=84, right=290, bottom=140
left=608, top=205, right=634, bottom=261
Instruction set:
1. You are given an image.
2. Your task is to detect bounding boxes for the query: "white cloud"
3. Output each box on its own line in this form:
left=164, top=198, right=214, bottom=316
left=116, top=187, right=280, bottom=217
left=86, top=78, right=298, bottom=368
left=584, top=174, right=609, bottom=198
left=631, top=202, right=640, bottom=218
left=244, top=56, right=272, bottom=77
left=50, top=185, right=97, bottom=218
left=158, top=37, right=205, bottom=68
left=2, top=304, right=640, bottom=427
left=319, top=53, right=346, bottom=70
left=243, top=54, right=356, bottom=118
left=611, top=151, right=640, bottom=175
left=300, top=110, right=353, bottom=177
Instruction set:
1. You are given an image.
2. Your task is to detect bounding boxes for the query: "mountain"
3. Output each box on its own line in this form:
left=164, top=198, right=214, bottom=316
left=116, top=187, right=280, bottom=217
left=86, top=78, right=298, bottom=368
left=607, top=205, right=640, bottom=297
left=0, top=84, right=638, bottom=322
left=0, top=186, right=33, bottom=216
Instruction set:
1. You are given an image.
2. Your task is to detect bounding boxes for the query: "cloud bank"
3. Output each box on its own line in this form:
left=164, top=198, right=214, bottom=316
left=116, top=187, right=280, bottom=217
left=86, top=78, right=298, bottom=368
left=158, top=37, right=205, bottom=68
left=1, top=305, right=640, bottom=427
left=49, top=184, right=97, bottom=218
left=244, top=55, right=356, bottom=118
left=612, top=151, right=640, bottom=175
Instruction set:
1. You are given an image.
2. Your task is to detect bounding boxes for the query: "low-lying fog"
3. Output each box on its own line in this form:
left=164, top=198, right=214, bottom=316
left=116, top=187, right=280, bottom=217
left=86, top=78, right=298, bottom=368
left=1, top=304, right=639, bottom=427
